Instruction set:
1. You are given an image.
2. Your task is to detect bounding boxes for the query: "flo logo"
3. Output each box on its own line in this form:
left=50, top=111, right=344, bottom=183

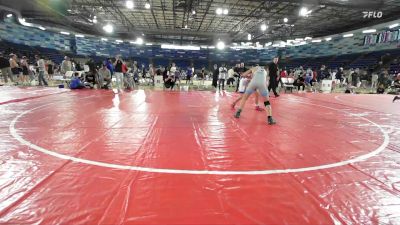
left=363, top=11, right=383, bottom=18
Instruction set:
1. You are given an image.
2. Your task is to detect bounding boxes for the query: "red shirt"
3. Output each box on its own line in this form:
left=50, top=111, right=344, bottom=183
left=280, top=71, right=287, bottom=78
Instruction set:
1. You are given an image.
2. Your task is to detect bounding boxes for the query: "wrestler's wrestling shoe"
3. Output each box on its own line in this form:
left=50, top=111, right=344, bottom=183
left=234, top=109, right=242, bottom=118
left=267, top=116, right=276, bottom=125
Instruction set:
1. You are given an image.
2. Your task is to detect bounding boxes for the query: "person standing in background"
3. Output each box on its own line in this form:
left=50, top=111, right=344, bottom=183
left=0, top=52, right=13, bottom=83
left=268, top=57, right=280, bottom=97
left=35, top=55, right=48, bottom=86
left=47, top=60, right=54, bottom=80
left=113, top=55, right=124, bottom=92
left=61, top=56, right=72, bottom=75
left=218, top=63, right=228, bottom=91
left=20, top=56, right=30, bottom=84
left=212, top=64, right=219, bottom=88
left=106, top=58, right=114, bottom=78
left=9, top=54, right=20, bottom=84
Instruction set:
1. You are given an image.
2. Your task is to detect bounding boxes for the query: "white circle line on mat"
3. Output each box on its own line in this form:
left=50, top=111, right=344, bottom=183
left=9, top=98, right=389, bottom=175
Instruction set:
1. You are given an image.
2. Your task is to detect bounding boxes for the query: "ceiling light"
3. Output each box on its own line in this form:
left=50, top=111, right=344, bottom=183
left=343, top=33, right=353, bottom=37
left=311, top=39, right=321, bottom=43
left=67, top=9, right=72, bottom=12
left=325, top=37, right=332, bottom=41
left=60, top=31, right=70, bottom=35
left=75, top=34, right=85, bottom=38
left=304, top=36, right=312, bottom=40
left=362, top=29, right=376, bottom=34
left=37, top=26, right=46, bottom=30
left=247, top=33, right=252, bottom=41
left=161, top=44, right=200, bottom=50
left=126, top=0, right=134, bottom=9
left=389, top=23, right=399, bottom=29
left=101, top=38, right=108, bottom=41
left=136, top=37, right=144, bottom=45
left=146, top=43, right=153, bottom=46
left=145, top=3, right=151, bottom=9
left=216, top=41, right=225, bottom=50
left=116, top=40, right=123, bottom=43
left=283, top=18, right=288, bottom=23
left=216, top=8, right=223, bottom=15
left=192, top=10, right=196, bottom=15
left=223, top=9, right=228, bottom=15
left=261, top=24, right=267, bottom=31
left=299, top=7, right=311, bottom=17
left=103, top=24, right=114, bottom=33
left=18, top=18, right=33, bottom=27
left=6, top=14, right=12, bottom=18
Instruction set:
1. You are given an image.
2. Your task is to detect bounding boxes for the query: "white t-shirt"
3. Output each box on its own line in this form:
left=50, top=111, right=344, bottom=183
left=37, top=59, right=46, bottom=72
left=228, top=68, right=235, bottom=78
left=170, top=66, right=177, bottom=75
left=219, top=67, right=228, bottom=79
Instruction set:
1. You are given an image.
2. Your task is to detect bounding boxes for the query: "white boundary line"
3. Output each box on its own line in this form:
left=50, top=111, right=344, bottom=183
left=9, top=98, right=390, bottom=175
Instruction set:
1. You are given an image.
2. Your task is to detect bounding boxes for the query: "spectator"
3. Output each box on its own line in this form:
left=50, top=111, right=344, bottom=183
left=162, top=66, right=168, bottom=81
left=336, top=67, right=344, bottom=84
left=218, top=63, right=228, bottom=90
left=113, top=56, right=124, bottom=92
left=317, top=65, right=328, bottom=81
left=9, top=54, right=20, bottom=83
left=352, top=68, right=360, bottom=87
left=377, top=83, right=385, bottom=94
left=97, top=62, right=112, bottom=89
left=0, top=52, right=13, bottom=83
left=47, top=60, right=54, bottom=79
left=20, top=56, right=29, bottom=84
left=392, top=74, right=400, bottom=89
left=106, top=58, right=114, bottom=77
left=35, top=55, right=48, bottom=86
left=70, top=72, right=85, bottom=89
left=227, top=67, right=236, bottom=87
left=294, top=74, right=306, bottom=92
left=165, top=63, right=177, bottom=90
left=186, top=66, right=193, bottom=84
left=371, top=72, right=379, bottom=89
left=212, top=64, right=219, bottom=88
left=235, top=63, right=247, bottom=92
left=61, top=56, right=72, bottom=75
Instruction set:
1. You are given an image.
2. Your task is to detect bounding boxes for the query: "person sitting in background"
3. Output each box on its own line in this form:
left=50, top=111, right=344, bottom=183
left=97, top=63, right=112, bottom=89
left=377, top=83, right=385, bottom=94
left=392, top=74, right=400, bottom=89
left=70, top=72, right=85, bottom=89
left=294, top=74, right=306, bottom=92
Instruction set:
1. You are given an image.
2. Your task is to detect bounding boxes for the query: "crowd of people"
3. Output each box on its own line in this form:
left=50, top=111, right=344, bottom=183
left=1, top=51, right=400, bottom=99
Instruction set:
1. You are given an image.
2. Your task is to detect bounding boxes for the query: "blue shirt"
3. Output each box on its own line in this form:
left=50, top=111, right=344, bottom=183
left=70, top=77, right=83, bottom=89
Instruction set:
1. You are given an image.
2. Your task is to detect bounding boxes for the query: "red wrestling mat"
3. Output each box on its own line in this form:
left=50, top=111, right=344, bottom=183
left=0, top=87, right=400, bottom=224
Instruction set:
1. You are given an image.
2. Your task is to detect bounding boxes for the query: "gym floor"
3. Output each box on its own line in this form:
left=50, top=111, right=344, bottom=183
left=0, top=86, right=399, bottom=224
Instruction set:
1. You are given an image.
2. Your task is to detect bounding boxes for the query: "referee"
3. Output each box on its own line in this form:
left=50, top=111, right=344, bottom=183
left=268, top=57, right=280, bottom=97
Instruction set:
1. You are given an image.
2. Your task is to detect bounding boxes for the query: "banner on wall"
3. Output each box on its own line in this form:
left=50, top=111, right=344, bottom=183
left=363, top=29, right=400, bottom=46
